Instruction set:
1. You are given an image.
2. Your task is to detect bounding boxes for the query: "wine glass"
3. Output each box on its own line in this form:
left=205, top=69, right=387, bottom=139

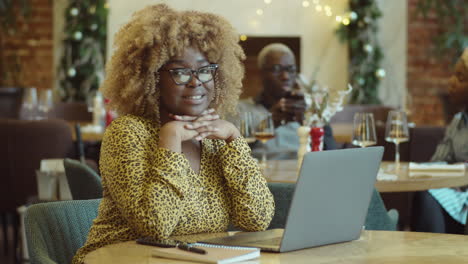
left=37, top=89, right=54, bottom=119
left=20, top=87, right=38, bottom=120
left=254, top=113, right=275, bottom=168
left=86, top=89, right=98, bottom=112
left=352, top=113, right=377, bottom=148
left=239, top=112, right=256, bottom=144
left=385, top=110, right=409, bottom=170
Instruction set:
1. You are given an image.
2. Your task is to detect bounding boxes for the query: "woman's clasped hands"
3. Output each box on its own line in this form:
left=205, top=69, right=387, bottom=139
left=161, top=108, right=240, bottom=144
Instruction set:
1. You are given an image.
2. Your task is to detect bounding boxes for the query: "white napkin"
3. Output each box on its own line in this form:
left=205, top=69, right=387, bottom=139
left=38, top=159, right=72, bottom=200
left=40, top=159, right=65, bottom=172
left=81, top=124, right=104, bottom=133
left=409, top=162, right=466, bottom=177
left=377, top=168, right=398, bottom=181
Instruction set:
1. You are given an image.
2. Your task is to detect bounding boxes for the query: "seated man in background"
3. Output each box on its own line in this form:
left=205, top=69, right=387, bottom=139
left=411, top=48, right=468, bottom=234
left=238, top=43, right=337, bottom=160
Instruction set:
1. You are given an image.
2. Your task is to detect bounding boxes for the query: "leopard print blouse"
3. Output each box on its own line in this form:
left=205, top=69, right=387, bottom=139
left=72, top=115, right=275, bottom=263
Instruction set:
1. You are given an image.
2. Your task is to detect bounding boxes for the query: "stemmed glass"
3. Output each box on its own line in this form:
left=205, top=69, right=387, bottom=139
left=37, top=89, right=54, bottom=119
left=254, top=113, right=275, bottom=168
left=385, top=110, right=409, bottom=170
left=20, top=87, right=38, bottom=120
left=352, top=113, right=377, bottom=148
left=239, top=112, right=256, bottom=144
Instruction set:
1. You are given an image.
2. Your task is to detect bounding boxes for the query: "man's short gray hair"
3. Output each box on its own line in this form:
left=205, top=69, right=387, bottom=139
left=257, top=43, right=295, bottom=69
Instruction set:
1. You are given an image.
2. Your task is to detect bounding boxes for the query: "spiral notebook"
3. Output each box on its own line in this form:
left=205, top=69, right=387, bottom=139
left=151, top=243, right=260, bottom=264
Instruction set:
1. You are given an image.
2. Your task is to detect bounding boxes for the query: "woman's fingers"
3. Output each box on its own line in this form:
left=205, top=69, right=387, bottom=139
left=170, top=108, right=218, bottom=121
left=185, top=120, right=211, bottom=129
left=197, top=113, right=220, bottom=121
left=171, top=114, right=197, bottom=121
left=195, top=129, right=218, bottom=140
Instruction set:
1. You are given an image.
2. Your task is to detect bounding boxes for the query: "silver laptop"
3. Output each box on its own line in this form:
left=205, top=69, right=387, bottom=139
left=201, top=147, right=384, bottom=252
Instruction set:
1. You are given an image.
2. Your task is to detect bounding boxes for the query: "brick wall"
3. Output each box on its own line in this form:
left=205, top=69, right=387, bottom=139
left=407, top=0, right=454, bottom=126
left=0, top=0, right=53, bottom=90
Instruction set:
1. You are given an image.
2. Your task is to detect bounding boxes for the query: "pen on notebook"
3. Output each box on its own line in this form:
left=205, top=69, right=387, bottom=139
left=176, top=243, right=207, bottom=255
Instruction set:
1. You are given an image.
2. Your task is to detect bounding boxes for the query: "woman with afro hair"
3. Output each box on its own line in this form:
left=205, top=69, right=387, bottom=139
left=73, top=4, right=274, bottom=263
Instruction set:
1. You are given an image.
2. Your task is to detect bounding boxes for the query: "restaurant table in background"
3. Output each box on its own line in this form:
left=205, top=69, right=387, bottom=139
left=264, top=160, right=468, bottom=193
left=84, top=231, right=468, bottom=264
left=67, top=122, right=105, bottom=141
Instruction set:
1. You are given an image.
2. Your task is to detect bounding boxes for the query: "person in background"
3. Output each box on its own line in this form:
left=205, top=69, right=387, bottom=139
left=73, top=4, right=274, bottom=263
left=237, top=43, right=337, bottom=160
left=411, top=47, right=468, bottom=234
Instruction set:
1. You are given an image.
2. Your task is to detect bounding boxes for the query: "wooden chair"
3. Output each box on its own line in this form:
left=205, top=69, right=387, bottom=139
left=0, top=87, right=24, bottom=119
left=49, top=102, right=92, bottom=122
left=0, top=119, right=74, bottom=257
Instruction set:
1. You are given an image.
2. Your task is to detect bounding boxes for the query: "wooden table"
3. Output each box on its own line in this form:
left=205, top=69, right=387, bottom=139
left=84, top=231, right=468, bottom=264
left=264, top=160, right=468, bottom=193
left=67, top=122, right=105, bottom=141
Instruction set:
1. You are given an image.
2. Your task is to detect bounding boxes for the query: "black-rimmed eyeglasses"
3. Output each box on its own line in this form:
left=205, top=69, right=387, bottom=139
left=264, top=64, right=297, bottom=75
left=159, top=64, right=219, bottom=85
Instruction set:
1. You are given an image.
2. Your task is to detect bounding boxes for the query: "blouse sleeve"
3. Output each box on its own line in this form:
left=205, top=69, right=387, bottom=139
left=100, top=117, right=191, bottom=238
left=217, top=137, right=275, bottom=231
left=431, top=113, right=462, bottom=163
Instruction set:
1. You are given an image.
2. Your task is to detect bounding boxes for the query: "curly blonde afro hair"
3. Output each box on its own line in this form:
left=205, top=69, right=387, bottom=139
left=448, top=47, right=468, bottom=107
left=101, top=4, right=246, bottom=122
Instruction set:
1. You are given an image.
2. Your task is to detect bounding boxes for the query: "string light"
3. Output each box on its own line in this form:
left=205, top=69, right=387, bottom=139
left=240, top=35, right=248, bottom=41
left=324, top=5, right=332, bottom=17
left=342, top=18, right=350, bottom=26
left=254, top=0, right=350, bottom=25
left=70, top=8, right=79, bottom=16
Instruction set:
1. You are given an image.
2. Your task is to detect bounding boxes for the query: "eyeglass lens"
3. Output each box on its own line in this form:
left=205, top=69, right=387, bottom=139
left=268, top=64, right=297, bottom=74
left=171, top=65, right=217, bottom=85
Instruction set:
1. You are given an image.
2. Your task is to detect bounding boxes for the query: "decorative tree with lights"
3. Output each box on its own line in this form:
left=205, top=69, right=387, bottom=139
left=58, top=0, right=108, bottom=102
left=335, top=0, right=384, bottom=104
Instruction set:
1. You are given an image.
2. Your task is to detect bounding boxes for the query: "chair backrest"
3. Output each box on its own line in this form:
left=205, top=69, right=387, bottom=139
left=63, top=158, right=102, bottom=200
left=0, top=119, right=74, bottom=212
left=24, top=199, right=101, bottom=264
left=409, top=126, right=445, bottom=162
left=375, top=124, right=410, bottom=162
left=0, top=87, right=24, bottom=119
left=267, top=183, right=295, bottom=229
left=438, top=91, right=462, bottom=125
left=330, top=104, right=395, bottom=126
left=49, top=102, right=92, bottom=122
left=267, top=182, right=397, bottom=231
